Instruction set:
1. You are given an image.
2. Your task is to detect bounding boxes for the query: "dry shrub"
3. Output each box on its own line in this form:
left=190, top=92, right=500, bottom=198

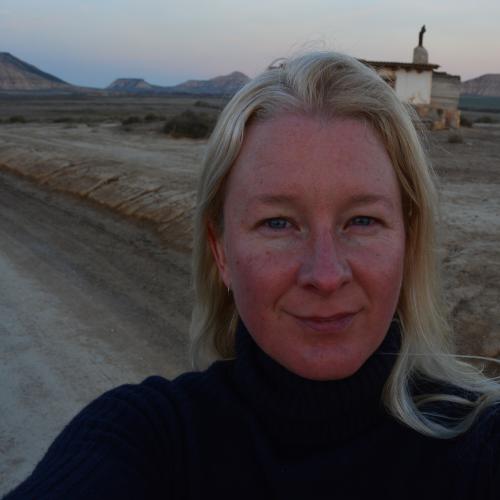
left=144, top=112, right=161, bottom=122
left=53, top=117, right=74, bottom=123
left=163, top=110, right=216, bottom=139
left=122, top=115, right=142, bottom=126
left=194, top=100, right=221, bottom=110
left=447, top=130, right=464, bottom=144
left=460, top=116, right=473, bottom=128
left=9, top=115, right=26, bottom=123
left=475, top=115, right=497, bottom=124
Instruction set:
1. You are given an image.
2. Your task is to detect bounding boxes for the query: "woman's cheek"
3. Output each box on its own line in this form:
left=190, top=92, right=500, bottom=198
left=230, top=243, right=299, bottom=298
left=351, top=238, right=405, bottom=288
left=350, top=232, right=404, bottom=262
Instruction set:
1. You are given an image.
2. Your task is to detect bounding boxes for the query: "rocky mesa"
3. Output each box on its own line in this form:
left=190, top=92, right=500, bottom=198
left=171, top=71, right=250, bottom=95
left=461, top=74, right=500, bottom=97
left=0, top=52, right=73, bottom=91
left=0, top=51, right=250, bottom=96
left=106, top=71, right=250, bottom=95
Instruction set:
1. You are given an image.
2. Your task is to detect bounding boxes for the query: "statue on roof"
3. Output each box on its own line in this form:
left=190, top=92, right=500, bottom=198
left=413, top=25, right=429, bottom=64
left=419, top=25, right=426, bottom=47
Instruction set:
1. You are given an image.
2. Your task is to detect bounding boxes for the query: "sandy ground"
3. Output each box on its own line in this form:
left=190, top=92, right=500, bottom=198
left=0, top=120, right=499, bottom=493
left=0, top=172, right=192, bottom=494
left=428, top=127, right=500, bottom=359
left=0, top=123, right=204, bottom=252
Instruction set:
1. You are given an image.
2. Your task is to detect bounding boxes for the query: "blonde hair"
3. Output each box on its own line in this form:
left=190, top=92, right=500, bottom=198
left=190, top=51, right=500, bottom=438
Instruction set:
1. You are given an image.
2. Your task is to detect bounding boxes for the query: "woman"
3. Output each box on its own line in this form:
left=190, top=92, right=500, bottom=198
left=5, top=51, right=500, bottom=499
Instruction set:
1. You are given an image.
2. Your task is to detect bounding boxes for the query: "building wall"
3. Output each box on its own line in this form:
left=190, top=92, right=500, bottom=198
left=431, top=72, right=461, bottom=110
left=372, top=64, right=461, bottom=129
left=394, top=69, right=432, bottom=105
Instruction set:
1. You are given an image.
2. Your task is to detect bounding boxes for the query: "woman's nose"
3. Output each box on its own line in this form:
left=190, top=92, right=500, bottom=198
left=297, top=232, right=352, bottom=294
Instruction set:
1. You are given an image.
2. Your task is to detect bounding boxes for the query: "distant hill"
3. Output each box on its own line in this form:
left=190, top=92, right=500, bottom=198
left=0, top=52, right=72, bottom=91
left=172, top=71, right=250, bottom=95
left=107, top=78, right=160, bottom=91
left=461, top=74, right=500, bottom=97
left=0, top=51, right=250, bottom=96
left=106, top=71, right=250, bottom=96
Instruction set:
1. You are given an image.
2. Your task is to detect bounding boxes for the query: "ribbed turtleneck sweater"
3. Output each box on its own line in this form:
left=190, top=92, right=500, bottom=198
left=4, top=322, right=500, bottom=499
left=233, top=319, right=400, bottom=447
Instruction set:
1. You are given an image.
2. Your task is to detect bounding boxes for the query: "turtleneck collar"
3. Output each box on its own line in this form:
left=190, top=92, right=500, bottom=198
left=232, top=320, right=401, bottom=447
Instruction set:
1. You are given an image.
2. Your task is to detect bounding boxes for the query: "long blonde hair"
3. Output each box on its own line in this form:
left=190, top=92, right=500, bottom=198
left=190, top=51, right=500, bottom=438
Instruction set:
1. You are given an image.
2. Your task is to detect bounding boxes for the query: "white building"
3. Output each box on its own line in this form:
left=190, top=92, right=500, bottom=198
left=362, top=28, right=461, bottom=129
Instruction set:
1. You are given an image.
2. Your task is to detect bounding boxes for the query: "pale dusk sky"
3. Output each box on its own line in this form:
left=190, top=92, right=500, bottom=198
left=0, top=0, right=498, bottom=88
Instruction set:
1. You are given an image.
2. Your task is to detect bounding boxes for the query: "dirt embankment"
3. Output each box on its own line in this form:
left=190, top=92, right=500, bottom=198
left=0, top=123, right=204, bottom=253
left=0, top=122, right=499, bottom=361
left=429, top=127, right=500, bottom=360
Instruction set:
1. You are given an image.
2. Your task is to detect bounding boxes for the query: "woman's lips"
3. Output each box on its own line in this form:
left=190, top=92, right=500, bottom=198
left=292, top=312, right=357, bottom=333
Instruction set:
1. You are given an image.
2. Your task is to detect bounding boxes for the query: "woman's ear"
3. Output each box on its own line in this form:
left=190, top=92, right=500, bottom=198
left=207, top=221, right=230, bottom=288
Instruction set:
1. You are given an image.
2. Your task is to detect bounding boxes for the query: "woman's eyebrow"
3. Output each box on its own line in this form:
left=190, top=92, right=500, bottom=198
left=348, top=194, right=396, bottom=210
left=248, top=193, right=395, bottom=209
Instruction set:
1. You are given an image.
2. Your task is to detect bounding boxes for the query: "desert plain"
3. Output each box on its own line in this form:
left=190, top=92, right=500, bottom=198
left=0, top=96, right=499, bottom=492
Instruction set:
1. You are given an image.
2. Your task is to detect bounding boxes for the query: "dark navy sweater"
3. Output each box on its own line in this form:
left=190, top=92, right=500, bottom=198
left=4, top=322, right=500, bottom=499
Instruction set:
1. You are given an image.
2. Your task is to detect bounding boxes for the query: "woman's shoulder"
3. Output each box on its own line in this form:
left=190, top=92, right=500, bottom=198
left=100, top=356, right=234, bottom=401
left=3, top=364, right=234, bottom=500
left=72, top=359, right=235, bottom=434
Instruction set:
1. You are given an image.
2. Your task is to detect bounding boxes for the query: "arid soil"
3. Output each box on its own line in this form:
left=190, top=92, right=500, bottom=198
left=429, top=126, right=500, bottom=360
left=0, top=95, right=223, bottom=124
left=0, top=172, right=192, bottom=493
left=0, top=122, right=204, bottom=252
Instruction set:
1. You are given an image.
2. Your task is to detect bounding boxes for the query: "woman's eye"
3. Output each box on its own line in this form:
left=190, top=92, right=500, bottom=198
left=349, top=216, right=376, bottom=227
left=263, top=218, right=291, bottom=230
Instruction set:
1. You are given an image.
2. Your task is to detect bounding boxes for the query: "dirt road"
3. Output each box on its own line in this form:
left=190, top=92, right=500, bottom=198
left=0, top=172, right=191, bottom=494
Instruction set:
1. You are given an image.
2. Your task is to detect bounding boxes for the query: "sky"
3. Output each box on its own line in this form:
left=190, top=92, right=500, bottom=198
left=0, top=0, right=498, bottom=88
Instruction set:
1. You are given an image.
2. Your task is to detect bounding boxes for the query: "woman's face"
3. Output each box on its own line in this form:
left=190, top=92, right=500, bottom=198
left=209, top=114, right=405, bottom=380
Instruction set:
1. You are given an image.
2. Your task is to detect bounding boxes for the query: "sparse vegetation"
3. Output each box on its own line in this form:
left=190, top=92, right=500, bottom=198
left=53, top=117, right=74, bottom=123
left=144, top=112, right=161, bottom=122
left=447, top=130, right=464, bottom=144
left=460, top=116, right=473, bottom=128
left=121, top=115, right=142, bottom=126
left=475, top=115, right=497, bottom=124
left=163, top=110, right=217, bottom=139
left=9, top=115, right=27, bottom=123
left=194, top=100, right=221, bottom=110
left=0, top=95, right=220, bottom=126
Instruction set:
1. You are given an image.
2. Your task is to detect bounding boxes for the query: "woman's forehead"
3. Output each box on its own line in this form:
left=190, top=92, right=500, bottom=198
left=237, top=115, right=384, bottom=169
left=224, top=114, right=400, bottom=210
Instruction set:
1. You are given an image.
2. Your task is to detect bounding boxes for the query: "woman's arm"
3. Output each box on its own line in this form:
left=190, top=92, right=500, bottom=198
left=3, top=377, right=179, bottom=500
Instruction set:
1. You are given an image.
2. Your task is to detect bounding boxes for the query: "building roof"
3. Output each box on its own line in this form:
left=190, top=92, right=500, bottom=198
left=433, top=70, right=460, bottom=80
left=361, top=60, right=440, bottom=72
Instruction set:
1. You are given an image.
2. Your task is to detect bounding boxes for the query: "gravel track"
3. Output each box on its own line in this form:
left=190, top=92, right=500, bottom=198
left=0, top=172, right=191, bottom=494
